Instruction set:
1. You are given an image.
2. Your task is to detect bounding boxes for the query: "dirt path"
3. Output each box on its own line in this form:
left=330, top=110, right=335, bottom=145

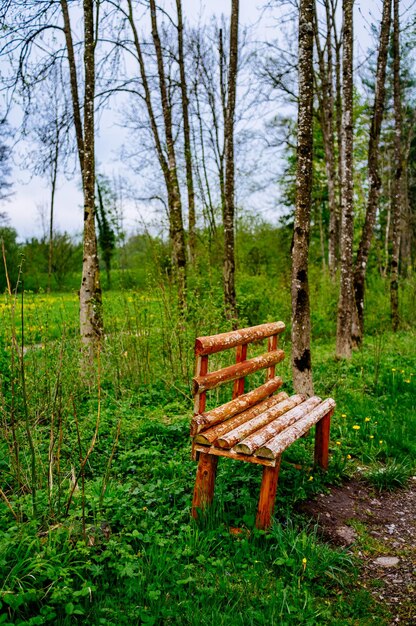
left=298, top=478, right=416, bottom=625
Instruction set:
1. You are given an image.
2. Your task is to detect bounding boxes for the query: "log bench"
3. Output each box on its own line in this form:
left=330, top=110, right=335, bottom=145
left=190, top=321, right=335, bottom=529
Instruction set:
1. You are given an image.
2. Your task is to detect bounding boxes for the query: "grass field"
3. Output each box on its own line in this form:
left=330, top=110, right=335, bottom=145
left=0, top=278, right=415, bottom=625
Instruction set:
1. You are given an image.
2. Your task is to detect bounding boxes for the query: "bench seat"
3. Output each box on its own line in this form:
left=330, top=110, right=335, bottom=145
left=192, top=394, right=335, bottom=466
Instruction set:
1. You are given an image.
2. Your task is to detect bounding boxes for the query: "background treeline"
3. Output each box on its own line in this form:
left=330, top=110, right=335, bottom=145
left=0, top=0, right=414, bottom=361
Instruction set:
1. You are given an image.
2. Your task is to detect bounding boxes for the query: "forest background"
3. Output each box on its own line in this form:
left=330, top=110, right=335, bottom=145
left=0, top=0, right=415, bottom=624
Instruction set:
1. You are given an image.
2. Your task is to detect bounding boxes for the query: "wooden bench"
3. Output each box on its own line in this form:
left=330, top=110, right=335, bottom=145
left=190, top=321, right=335, bottom=529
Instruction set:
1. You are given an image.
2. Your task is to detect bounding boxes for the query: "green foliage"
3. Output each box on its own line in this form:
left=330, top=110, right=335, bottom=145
left=0, top=269, right=414, bottom=625
left=96, top=176, right=117, bottom=288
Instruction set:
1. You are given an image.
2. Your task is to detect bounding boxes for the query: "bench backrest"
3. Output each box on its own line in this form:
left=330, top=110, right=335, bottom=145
left=191, top=322, right=286, bottom=437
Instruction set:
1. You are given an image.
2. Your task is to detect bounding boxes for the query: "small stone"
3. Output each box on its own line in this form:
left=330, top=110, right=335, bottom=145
left=325, top=512, right=331, bottom=518
left=336, top=526, right=357, bottom=544
left=374, top=556, right=400, bottom=567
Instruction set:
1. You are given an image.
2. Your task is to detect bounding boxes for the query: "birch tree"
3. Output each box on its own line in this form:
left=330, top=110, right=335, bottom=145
left=176, top=0, right=196, bottom=263
left=223, top=0, right=239, bottom=324
left=124, top=0, right=187, bottom=308
left=352, top=0, right=392, bottom=345
left=291, top=0, right=314, bottom=395
left=313, top=0, right=339, bottom=278
left=390, top=0, right=402, bottom=331
left=1, top=1, right=103, bottom=356
left=62, top=0, right=103, bottom=354
left=336, top=0, right=354, bottom=359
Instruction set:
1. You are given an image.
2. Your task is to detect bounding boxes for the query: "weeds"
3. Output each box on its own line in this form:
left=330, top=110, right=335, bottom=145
left=363, top=459, right=414, bottom=492
left=0, top=273, right=414, bottom=624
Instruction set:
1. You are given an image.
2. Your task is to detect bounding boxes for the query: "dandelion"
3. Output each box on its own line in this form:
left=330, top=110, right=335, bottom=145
left=352, top=425, right=360, bottom=430
left=336, top=441, right=341, bottom=446
left=302, top=557, right=307, bottom=571
left=404, top=380, right=410, bottom=383
left=341, top=413, right=347, bottom=418
left=391, top=368, right=396, bottom=372
left=142, top=506, right=148, bottom=511
left=379, top=440, right=383, bottom=445
left=401, top=370, right=404, bottom=374
left=369, top=435, right=374, bottom=439
left=347, top=454, right=352, bottom=460
left=308, top=475, right=313, bottom=481
left=364, top=417, right=371, bottom=422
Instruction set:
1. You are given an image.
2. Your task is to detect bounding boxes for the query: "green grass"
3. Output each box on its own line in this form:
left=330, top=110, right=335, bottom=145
left=0, top=275, right=415, bottom=625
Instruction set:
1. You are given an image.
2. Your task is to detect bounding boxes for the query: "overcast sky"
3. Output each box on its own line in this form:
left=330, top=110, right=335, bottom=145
left=1, top=0, right=411, bottom=242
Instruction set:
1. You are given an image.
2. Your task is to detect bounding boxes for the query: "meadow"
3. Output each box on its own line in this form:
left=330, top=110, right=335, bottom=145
left=0, top=270, right=415, bottom=625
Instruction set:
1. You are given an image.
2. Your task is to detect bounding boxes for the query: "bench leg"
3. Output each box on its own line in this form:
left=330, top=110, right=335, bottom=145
left=255, top=457, right=281, bottom=530
left=191, top=453, right=218, bottom=518
left=314, top=409, right=333, bottom=470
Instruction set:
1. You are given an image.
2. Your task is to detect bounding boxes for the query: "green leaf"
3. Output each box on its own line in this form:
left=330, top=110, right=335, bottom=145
left=176, top=576, right=194, bottom=585
left=65, top=602, right=74, bottom=615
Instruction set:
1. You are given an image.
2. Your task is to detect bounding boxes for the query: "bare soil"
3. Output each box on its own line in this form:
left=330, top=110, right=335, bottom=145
left=298, top=478, right=416, bottom=625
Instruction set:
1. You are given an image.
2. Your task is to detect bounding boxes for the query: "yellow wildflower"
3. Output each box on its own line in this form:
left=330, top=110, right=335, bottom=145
left=347, top=454, right=352, bottom=460
left=142, top=506, right=148, bottom=511
left=308, top=476, right=313, bottom=481
left=391, top=368, right=396, bottom=372
left=302, top=557, right=307, bottom=571
left=379, top=440, right=383, bottom=445
left=352, top=425, right=360, bottom=430
left=404, top=380, right=410, bottom=383
left=364, top=417, right=371, bottom=422
left=369, top=435, right=374, bottom=439
left=341, top=413, right=347, bottom=418
left=336, top=441, right=341, bottom=446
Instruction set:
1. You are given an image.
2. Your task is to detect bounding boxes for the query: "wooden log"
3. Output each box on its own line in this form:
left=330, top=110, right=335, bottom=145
left=255, top=398, right=336, bottom=460
left=194, top=392, right=288, bottom=445
left=314, top=408, right=333, bottom=470
left=217, top=394, right=306, bottom=449
left=255, top=458, right=281, bottom=529
left=232, top=343, right=247, bottom=399
left=193, top=349, right=285, bottom=394
left=193, top=354, right=208, bottom=415
left=195, top=321, right=285, bottom=356
left=191, top=453, right=218, bottom=518
left=190, top=377, right=283, bottom=436
left=193, top=444, right=276, bottom=467
left=234, top=396, right=320, bottom=455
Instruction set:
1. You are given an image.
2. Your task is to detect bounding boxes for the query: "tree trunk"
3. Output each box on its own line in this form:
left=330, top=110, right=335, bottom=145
left=61, top=0, right=102, bottom=356
left=399, top=112, right=415, bottom=276
left=314, top=0, right=338, bottom=278
left=176, top=0, right=196, bottom=264
left=291, top=0, right=314, bottom=396
left=352, top=0, right=392, bottom=345
left=149, top=0, right=187, bottom=308
left=336, top=0, right=354, bottom=359
left=390, top=0, right=402, bottom=331
left=333, top=1, right=343, bottom=268
left=60, top=0, right=84, bottom=167
left=223, top=0, right=239, bottom=325
left=48, top=122, right=59, bottom=294
left=80, top=0, right=102, bottom=356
